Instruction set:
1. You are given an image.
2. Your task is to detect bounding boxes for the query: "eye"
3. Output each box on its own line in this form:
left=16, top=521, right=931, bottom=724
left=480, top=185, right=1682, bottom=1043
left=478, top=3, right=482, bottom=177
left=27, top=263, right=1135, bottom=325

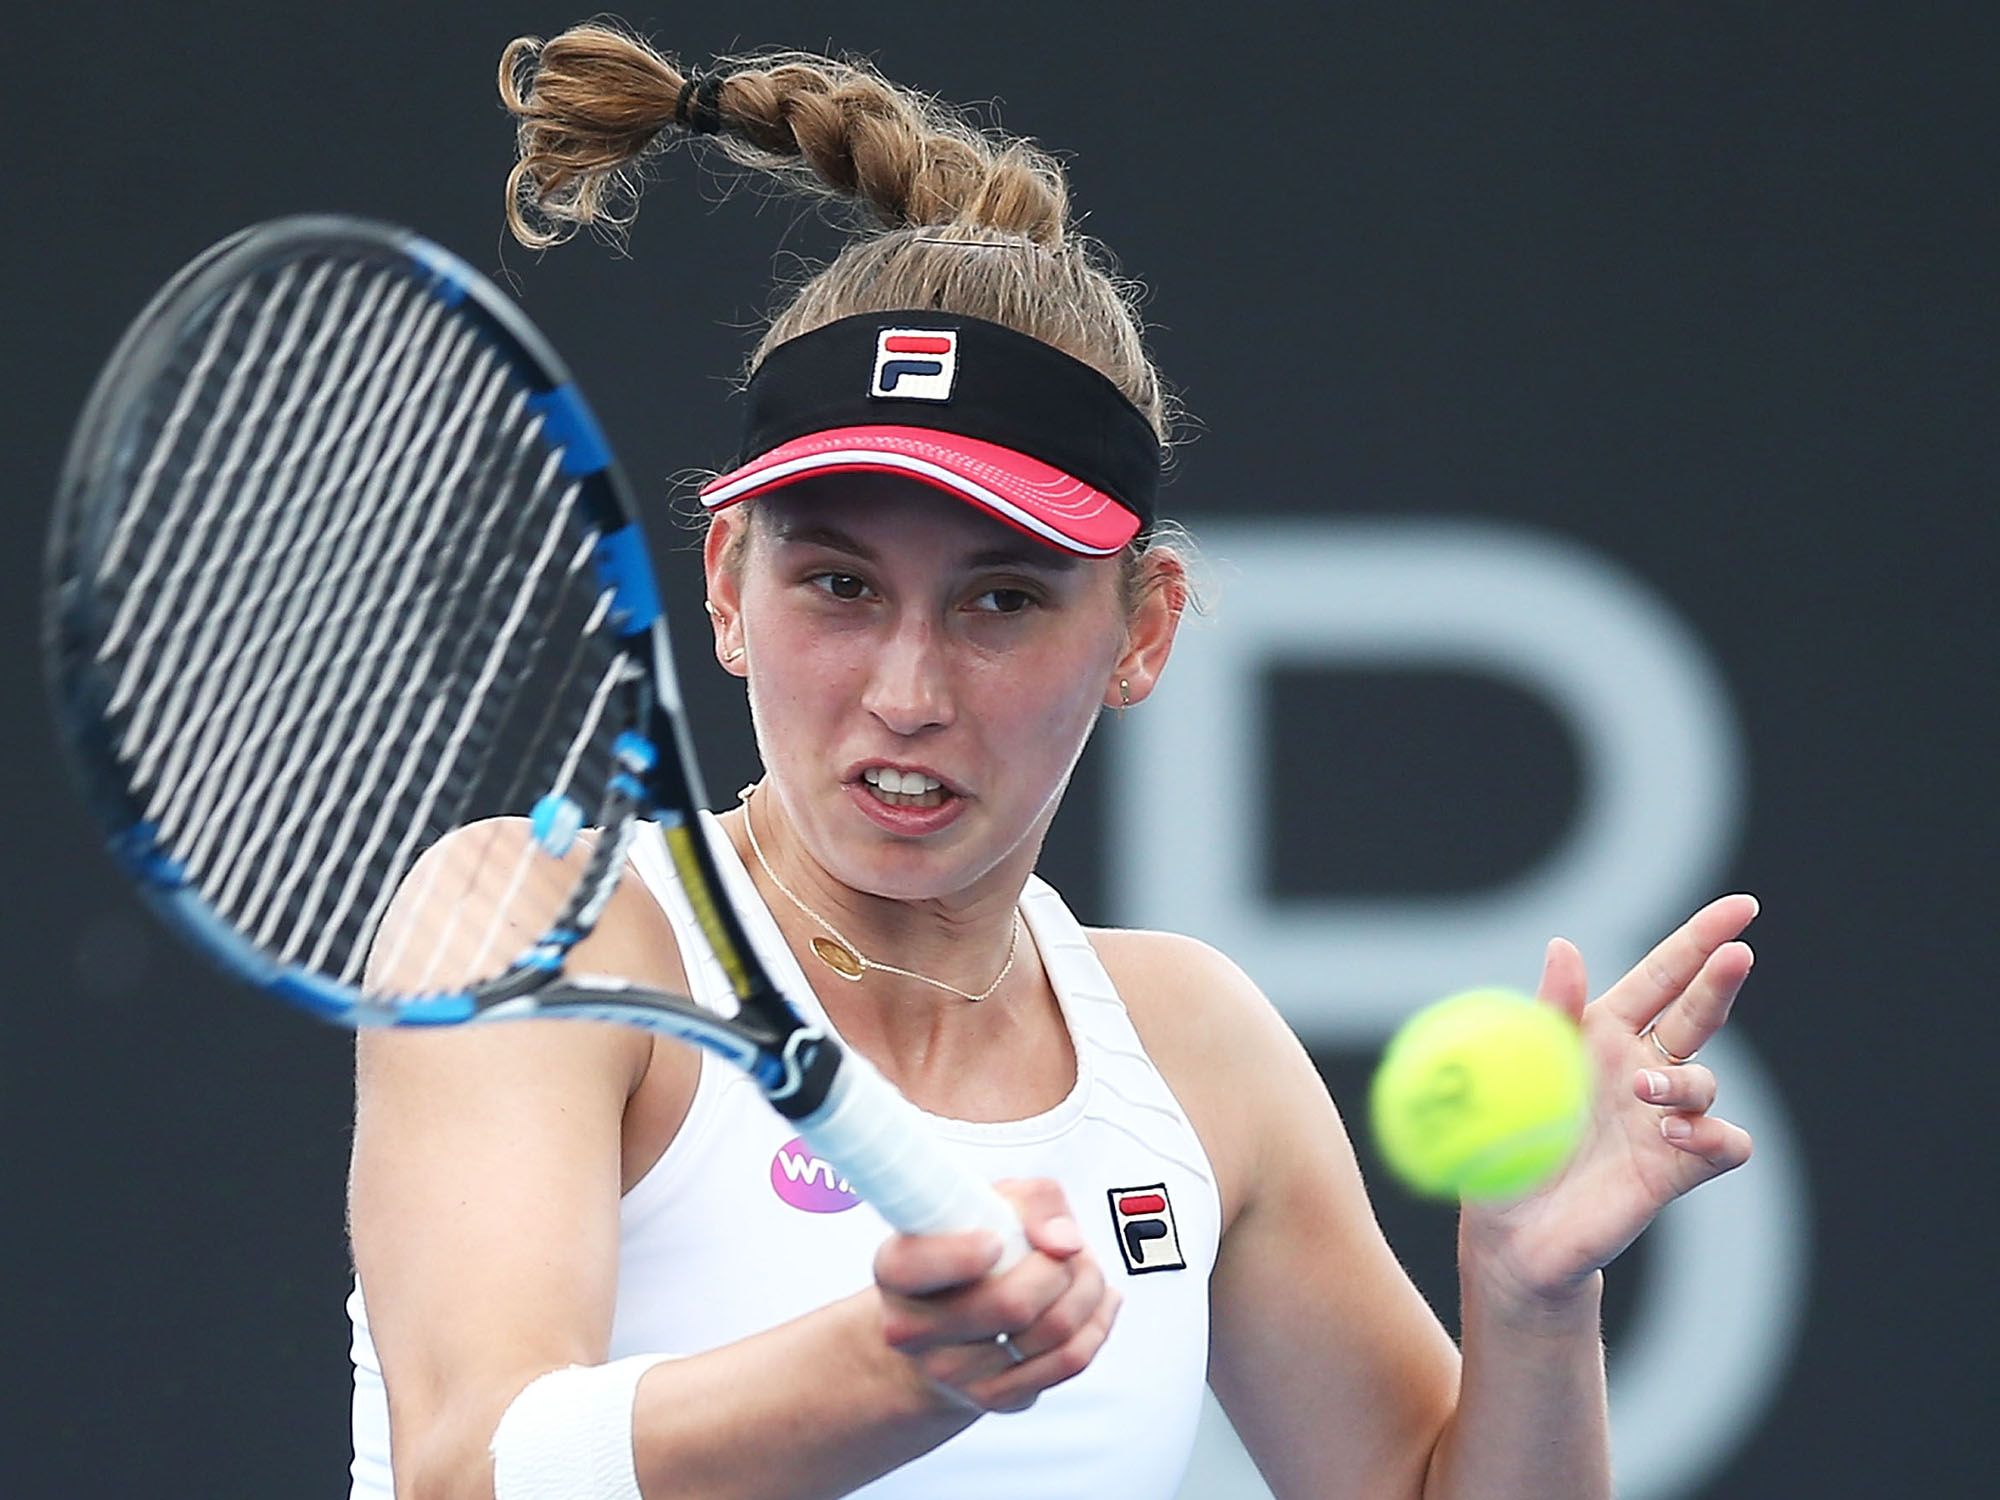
left=810, top=572, right=871, bottom=601
left=970, top=586, right=1037, bottom=615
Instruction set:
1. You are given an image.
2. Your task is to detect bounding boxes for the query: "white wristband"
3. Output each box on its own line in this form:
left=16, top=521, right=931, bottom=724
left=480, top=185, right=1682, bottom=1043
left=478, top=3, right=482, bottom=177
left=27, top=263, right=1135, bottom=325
left=490, top=1353, right=677, bottom=1500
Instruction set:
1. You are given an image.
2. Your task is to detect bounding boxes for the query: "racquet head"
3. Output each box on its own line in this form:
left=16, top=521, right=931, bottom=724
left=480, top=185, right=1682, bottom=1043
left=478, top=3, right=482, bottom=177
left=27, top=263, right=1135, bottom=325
left=45, top=214, right=1024, bottom=1252
left=46, top=215, right=709, bottom=1020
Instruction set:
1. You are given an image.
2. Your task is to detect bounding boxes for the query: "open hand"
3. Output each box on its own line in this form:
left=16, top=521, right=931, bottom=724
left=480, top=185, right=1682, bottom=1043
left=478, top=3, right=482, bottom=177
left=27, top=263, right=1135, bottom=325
left=1464, top=895, right=1758, bottom=1298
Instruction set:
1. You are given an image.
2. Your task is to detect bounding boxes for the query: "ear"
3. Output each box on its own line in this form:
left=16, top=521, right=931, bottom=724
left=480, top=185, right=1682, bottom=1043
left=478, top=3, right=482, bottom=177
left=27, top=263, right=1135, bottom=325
left=1105, top=548, right=1188, bottom=709
left=701, top=510, right=750, bottom=677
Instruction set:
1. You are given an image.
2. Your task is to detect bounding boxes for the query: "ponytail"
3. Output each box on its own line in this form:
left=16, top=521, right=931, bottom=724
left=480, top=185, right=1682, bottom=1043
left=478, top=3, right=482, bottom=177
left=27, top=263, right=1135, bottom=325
left=500, top=22, right=1174, bottom=447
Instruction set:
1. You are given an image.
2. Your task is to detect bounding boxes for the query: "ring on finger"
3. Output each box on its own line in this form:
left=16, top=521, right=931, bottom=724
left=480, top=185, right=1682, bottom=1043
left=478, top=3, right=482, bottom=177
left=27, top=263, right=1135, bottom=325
left=1644, top=1025, right=1699, bottom=1067
left=993, top=1331, right=1027, bottom=1366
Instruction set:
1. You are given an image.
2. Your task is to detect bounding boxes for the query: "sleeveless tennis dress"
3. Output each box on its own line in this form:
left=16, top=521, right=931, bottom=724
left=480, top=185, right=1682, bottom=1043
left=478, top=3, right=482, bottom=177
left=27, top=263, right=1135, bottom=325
left=350, top=814, right=1220, bottom=1500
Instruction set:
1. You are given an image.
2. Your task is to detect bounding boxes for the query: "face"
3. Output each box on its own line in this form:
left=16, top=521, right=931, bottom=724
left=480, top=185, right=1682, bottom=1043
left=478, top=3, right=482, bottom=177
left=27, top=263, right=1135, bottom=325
left=707, top=476, right=1155, bottom=907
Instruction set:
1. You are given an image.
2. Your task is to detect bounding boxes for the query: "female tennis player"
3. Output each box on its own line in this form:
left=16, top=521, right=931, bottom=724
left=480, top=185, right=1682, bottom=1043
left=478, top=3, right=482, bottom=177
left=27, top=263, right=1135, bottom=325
left=346, top=23, right=1758, bottom=1500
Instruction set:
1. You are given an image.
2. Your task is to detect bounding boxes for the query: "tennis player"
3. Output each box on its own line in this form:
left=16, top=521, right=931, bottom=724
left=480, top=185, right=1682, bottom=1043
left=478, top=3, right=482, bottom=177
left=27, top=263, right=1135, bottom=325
left=346, top=24, right=1757, bottom=1500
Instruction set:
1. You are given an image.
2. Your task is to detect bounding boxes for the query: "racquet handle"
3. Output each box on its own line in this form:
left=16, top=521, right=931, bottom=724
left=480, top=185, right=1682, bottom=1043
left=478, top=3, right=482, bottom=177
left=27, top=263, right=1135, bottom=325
left=795, top=1053, right=1030, bottom=1271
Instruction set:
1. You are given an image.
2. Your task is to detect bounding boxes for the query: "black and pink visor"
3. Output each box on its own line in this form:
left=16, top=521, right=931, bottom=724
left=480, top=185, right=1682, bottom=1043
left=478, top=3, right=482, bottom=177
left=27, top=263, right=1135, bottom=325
left=698, top=311, right=1160, bottom=556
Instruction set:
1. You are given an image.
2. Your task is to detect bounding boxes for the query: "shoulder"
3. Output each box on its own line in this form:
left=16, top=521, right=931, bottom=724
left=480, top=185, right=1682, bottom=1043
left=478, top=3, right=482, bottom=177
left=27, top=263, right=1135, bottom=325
left=1084, top=928, right=1302, bottom=1075
left=1083, top=928, right=1344, bottom=1231
left=1084, top=927, right=1311, bottom=1071
left=358, top=817, right=695, bottom=1151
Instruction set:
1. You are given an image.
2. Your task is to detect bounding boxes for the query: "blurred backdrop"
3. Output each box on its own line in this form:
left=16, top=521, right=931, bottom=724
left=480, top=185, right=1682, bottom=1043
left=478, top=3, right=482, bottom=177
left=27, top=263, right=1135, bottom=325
left=3, top=2, right=1991, bottom=1495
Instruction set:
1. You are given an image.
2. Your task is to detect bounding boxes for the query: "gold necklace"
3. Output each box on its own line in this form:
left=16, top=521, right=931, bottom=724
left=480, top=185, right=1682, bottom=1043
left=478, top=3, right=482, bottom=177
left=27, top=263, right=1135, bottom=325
left=739, top=784, right=1022, bottom=1003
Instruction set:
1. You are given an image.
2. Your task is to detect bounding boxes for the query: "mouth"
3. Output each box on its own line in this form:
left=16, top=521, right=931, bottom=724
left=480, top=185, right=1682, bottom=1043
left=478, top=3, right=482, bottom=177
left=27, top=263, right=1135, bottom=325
left=858, top=765, right=952, bottom=810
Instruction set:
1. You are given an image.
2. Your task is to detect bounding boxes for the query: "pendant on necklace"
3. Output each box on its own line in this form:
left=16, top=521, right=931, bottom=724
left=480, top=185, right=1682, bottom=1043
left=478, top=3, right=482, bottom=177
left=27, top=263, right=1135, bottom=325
left=810, top=936, right=867, bottom=979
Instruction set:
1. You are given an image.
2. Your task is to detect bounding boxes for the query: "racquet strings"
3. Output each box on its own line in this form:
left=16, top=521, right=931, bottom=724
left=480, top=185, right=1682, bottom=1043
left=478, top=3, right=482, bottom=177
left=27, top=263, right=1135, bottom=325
left=86, top=248, right=638, bottom=997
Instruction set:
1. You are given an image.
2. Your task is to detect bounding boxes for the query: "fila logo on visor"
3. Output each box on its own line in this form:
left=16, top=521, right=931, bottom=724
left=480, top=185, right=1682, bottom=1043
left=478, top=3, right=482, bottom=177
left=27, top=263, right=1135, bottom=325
left=870, top=328, right=959, bottom=401
left=1107, top=1182, right=1187, bottom=1274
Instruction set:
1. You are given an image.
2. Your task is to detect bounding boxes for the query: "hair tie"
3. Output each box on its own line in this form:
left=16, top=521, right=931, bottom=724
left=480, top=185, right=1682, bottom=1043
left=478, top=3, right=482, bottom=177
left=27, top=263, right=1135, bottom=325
left=909, top=235, right=1038, bottom=251
left=674, top=71, right=730, bottom=135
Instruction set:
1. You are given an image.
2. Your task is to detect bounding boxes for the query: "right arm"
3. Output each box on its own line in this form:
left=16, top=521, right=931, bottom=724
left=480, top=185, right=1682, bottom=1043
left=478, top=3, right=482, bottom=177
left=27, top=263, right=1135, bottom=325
left=350, top=824, right=1109, bottom=1500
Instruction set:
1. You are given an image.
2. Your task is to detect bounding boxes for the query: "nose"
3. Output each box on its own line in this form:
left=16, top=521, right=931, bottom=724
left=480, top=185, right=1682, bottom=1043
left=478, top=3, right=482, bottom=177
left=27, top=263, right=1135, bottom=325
left=861, top=612, right=954, bottom=736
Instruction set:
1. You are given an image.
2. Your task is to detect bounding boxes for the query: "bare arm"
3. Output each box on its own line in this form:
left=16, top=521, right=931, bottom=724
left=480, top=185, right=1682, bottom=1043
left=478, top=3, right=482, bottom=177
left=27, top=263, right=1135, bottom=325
left=351, top=824, right=1113, bottom=1500
left=1099, top=930, right=1460, bottom=1500
left=1098, top=898, right=1756, bottom=1500
left=1420, top=901, right=1757, bottom=1500
left=352, top=820, right=668, bottom=1498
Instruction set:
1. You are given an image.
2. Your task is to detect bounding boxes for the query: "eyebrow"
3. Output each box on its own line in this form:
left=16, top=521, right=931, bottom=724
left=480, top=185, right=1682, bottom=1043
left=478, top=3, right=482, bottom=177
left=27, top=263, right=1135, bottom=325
left=772, top=519, right=1080, bottom=573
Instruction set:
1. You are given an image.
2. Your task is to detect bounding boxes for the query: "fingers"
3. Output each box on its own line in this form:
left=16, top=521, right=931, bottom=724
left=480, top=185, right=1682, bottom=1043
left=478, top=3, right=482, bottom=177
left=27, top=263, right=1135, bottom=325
left=871, top=1179, right=1086, bottom=1304
left=1598, top=894, right=1759, bottom=1030
left=1658, top=1111, right=1754, bottom=1175
left=967, top=1279, right=1123, bottom=1413
left=880, top=1240, right=1096, bottom=1360
left=919, top=1251, right=1120, bottom=1411
left=1004, top=1178, right=1087, bottom=1260
left=1636, top=1062, right=1717, bottom=1115
left=1645, top=938, right=1754, bottom=1063
left=873, top=1227, right=1009, bottom=1302
left=1636, top=1061, right=1750, bottom=1186
left=873, top=1178, right=1118, bottom=1414
left=1536, top=937, right=1589, bottom=1023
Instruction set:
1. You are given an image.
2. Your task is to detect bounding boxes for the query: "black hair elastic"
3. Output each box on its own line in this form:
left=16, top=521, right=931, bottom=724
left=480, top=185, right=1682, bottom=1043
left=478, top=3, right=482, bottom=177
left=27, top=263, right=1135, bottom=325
left=673, top=71, right=730, bottom=136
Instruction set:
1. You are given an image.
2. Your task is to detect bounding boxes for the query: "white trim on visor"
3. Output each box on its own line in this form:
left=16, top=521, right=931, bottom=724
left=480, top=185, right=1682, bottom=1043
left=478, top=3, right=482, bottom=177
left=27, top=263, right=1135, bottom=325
left=698, top=449, right=1129, bottom=558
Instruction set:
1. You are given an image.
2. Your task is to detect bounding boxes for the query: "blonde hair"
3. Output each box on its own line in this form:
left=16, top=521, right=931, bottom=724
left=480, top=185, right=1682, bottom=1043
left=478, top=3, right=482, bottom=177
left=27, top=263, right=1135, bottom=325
left=499, top=24, right=1177, bottom=452
left=500, top=23, right=1195, bottom=622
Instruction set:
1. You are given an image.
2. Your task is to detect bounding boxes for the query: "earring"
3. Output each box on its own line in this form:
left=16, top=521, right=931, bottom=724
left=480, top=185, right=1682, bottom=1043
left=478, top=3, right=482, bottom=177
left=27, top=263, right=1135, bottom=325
left=1120, top=678, right=1131, bottom=707
left=707, top=601, right=744, bottom=664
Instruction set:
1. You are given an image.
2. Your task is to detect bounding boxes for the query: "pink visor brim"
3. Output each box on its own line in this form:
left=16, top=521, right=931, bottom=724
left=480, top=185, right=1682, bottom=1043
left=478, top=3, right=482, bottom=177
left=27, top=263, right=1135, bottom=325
left=696, top=425, right=1144, bottom=557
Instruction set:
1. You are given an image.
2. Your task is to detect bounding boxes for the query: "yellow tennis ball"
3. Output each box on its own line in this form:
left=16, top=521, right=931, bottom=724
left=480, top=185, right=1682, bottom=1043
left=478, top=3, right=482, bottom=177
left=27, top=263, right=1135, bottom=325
left=1368, top=988, right=1589, bottom=1201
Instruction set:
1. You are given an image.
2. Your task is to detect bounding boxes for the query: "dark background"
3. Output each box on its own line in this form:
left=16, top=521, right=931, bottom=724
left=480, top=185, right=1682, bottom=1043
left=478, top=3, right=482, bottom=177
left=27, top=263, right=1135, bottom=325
left=4, top=2, right=1992, bottom=1494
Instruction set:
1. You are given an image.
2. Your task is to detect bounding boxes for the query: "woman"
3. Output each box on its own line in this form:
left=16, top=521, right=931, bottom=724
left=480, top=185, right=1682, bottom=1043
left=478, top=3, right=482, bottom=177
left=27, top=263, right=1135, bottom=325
left=347, top=23, right=1757, bottom=1500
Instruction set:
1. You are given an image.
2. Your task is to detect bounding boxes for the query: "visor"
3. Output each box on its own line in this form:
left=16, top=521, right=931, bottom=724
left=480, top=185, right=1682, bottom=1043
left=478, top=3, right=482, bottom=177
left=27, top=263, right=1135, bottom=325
left=698, top=311, right=1160, bottom=557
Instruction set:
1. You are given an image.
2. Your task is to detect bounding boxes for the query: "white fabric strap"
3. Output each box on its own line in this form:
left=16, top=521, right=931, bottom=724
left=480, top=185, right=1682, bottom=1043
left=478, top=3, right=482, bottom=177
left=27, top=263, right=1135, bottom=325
left=490, top=1354, right=675, bottom=1500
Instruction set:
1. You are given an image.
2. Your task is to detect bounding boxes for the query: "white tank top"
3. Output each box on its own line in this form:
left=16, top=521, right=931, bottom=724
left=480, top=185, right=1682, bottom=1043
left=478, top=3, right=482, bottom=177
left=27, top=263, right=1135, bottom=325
left=351, top=815, right=1220, bottom=1500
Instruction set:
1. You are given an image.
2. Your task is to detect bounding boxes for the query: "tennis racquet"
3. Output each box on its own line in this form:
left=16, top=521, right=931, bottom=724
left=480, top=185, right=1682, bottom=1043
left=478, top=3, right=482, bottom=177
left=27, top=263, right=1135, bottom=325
left=44, top=213, right=1024, bottom=1259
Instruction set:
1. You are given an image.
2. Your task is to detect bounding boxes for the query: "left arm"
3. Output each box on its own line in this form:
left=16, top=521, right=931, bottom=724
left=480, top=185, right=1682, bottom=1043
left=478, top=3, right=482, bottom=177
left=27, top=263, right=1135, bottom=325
left=1422, top=899, right=1756, bottom=1499
left=1100, top=895, right=1757, bottom=1500
left=1101, top=928, right=1458, bottom=1500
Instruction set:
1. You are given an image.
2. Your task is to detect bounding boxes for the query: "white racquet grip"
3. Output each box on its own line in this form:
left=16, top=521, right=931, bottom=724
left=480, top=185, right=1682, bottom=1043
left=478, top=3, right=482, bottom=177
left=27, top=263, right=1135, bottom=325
left=795, top=1053, right=1029, bottom=1270
left=490, top=1354, right=675, bottom=1500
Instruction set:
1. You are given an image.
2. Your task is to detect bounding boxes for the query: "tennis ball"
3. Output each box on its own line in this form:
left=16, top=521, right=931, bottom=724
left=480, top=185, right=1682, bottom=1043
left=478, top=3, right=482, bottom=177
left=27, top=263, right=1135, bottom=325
left=1368, top=988, right=1588, bottom=1201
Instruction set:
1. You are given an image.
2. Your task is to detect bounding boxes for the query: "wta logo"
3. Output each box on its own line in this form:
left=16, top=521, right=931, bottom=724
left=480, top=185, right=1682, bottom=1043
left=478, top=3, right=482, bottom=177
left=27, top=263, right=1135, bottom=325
left=770, top=1137, right=862, bottom=1213
left=1107, top=1182, right=1187, bottom=1274
left=870, top=328, right=959, bottom=401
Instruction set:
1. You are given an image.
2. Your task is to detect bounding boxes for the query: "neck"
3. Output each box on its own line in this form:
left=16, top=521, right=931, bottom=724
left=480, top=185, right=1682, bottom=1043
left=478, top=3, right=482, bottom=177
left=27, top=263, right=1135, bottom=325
left=730, top=784, right=1028, bottom=1008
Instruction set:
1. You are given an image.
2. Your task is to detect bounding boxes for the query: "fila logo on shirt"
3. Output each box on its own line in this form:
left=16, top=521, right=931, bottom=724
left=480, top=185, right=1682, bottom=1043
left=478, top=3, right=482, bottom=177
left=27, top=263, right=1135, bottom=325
left=870, top=327, right=959, bottom=401
left=1107, top=1182, right=1187, bottom=1274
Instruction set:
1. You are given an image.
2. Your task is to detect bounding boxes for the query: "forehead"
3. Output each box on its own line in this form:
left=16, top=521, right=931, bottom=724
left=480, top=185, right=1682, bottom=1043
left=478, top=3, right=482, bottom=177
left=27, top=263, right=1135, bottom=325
left=753, top=474, right=1083, bottom=572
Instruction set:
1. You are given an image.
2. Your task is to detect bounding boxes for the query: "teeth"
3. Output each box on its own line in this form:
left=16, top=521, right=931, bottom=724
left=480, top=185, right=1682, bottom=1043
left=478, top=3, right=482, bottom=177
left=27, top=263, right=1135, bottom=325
left=865, top=767, right=941, bottom=794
